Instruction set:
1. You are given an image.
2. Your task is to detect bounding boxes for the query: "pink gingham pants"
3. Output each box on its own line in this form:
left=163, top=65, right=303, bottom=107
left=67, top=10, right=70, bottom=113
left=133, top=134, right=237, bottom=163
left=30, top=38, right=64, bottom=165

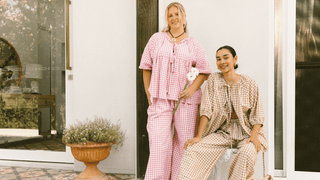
left=145, top=98, right=199, bottom=180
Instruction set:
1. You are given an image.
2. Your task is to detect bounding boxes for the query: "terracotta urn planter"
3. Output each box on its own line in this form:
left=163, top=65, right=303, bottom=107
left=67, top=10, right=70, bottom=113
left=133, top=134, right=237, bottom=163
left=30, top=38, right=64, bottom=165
left=67, top=142, right=113, bottom=180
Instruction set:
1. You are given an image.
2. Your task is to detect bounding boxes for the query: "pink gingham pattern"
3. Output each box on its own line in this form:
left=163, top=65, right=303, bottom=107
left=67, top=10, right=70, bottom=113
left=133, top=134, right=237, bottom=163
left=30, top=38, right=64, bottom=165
left=140, top=32, right=210, bottom=180
left=139, top=32, right=211, bottom=105
left=145, top=98, right=199, bottom=180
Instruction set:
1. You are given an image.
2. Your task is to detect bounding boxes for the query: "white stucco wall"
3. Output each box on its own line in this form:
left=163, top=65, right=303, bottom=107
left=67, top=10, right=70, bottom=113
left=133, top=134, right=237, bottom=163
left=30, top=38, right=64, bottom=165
left=70, top=0, right=136, bottom=174
left=160, top=0, right=274, bottom=178
left=0, top=0, right=277, bottom=177
left=69, top=0, right=273, bottom=176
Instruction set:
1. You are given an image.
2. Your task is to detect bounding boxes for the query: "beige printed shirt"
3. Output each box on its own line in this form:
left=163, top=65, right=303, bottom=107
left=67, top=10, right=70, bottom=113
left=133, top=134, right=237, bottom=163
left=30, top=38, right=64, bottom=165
left=200, top=72, right=269, bottom=151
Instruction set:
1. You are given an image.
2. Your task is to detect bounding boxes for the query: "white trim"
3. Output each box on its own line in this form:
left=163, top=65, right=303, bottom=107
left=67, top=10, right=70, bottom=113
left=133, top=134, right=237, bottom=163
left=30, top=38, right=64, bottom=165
left=159, top=0, right=165, bottom=32
left=64, top=0, right=75, bottom=164
left=291, top=172, right=320, bottom=179
left=283, top=0, right=296, bottom=178
left=274, top=170, right=285, bottom=177
left=0, top=148, right=73, bottom=163
left=268, top=0, right=275, bottom=177
left=282, top=0, right=290, bottom=178
left=0, top=159, right=74, bottom=170
left=274, top=178, right=287, bottom=180
left=283, top=0, right=320, bottom=179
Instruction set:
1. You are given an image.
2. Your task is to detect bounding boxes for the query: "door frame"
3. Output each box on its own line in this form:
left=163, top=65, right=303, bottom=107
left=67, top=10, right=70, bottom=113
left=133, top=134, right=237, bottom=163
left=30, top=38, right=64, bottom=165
left=136, top=0, right=158, bottom=178
left=0, top=0, right=74, bottom=166
left=281, top=0, right=320, bottom=179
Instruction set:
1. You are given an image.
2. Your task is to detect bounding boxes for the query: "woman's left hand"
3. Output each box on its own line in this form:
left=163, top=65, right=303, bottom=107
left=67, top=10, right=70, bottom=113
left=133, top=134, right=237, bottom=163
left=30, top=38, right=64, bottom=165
left=180, top=87, right=195, bottom=99
left=247, top=134, right=262, bottom=153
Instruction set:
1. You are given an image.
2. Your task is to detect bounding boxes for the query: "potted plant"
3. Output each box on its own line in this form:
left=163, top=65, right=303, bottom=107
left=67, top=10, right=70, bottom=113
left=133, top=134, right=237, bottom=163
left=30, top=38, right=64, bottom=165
left=62, top=116, right=126, bottom=180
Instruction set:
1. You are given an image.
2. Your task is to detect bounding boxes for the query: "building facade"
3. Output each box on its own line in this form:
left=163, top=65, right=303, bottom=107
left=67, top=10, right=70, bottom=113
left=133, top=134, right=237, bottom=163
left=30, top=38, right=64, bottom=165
left=0, top=0, right=319, bottom=179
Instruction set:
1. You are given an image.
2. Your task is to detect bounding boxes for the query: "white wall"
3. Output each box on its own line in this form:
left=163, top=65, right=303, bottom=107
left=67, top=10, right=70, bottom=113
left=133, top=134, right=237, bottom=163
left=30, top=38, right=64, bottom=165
left=160, top=0, right=274, bottom=178
left=70, top=0, right=136, bottom=174
left=69, top=0, right=274, bottom=176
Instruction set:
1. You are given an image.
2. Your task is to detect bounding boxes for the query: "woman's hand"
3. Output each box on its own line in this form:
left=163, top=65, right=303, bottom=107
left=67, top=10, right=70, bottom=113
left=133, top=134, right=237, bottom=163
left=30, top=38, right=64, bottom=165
left=143, top=70, right=152, bottom=106
left=180, top=87, right=195, bottom=99
left=184, top=136, right=201, bottom=150
left=146, top=92, right=151, bottom=106
left=247, top=133, right=261, bottom=152
left=179, top=74, right=207, bottom=100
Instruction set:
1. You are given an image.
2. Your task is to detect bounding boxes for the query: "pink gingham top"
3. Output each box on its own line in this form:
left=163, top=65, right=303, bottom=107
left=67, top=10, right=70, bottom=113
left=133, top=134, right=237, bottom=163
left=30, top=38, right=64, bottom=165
left=139, top=32, right=211, bottom=105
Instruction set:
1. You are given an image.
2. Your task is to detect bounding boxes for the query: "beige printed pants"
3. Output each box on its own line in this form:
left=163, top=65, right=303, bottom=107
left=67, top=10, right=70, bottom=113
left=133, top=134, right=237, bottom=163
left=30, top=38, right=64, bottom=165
left=178, top=132, right=258, bottom=180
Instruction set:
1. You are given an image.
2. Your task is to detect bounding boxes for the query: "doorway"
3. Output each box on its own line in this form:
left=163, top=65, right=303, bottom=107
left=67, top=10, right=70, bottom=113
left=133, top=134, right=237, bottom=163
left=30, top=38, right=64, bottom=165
left=136, top=0, right=158, bottom=178
left=295, top=0, right=320, bottom=173
left=0, top=0, right=70, bottom=163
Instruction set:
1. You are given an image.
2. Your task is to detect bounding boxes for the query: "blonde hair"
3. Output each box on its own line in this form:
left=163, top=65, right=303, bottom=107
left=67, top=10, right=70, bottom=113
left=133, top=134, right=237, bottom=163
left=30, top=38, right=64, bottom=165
left=162, top=2, right=188, bottom=34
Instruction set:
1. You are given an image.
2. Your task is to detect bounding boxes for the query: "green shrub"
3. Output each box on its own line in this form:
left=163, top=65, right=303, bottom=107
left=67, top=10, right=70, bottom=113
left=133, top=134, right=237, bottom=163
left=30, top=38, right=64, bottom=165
left=62, top=116, right=126, bottom=152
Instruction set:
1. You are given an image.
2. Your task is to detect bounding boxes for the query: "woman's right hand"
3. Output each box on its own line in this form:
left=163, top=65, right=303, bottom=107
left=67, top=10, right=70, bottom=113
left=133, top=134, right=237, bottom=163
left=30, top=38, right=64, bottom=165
left=143, top=70, right=152, bottom=106
left=146, top=93, right=151, bottom=106
left=147, top=96, right=151, bottom=106
left=184, top=136, right=201, bottom=150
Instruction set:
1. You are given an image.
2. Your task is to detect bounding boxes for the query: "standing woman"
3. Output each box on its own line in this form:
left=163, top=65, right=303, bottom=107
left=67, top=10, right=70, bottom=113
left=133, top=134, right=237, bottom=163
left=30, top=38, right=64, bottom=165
left=179, top=46, right=269, bottom=180
left=139, top=2, right=211, bottom=180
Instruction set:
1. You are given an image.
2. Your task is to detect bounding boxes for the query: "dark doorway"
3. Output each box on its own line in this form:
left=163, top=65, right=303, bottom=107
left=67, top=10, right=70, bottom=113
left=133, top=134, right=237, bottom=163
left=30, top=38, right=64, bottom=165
left=136, top=0, right=158, bottom=178
left=295, top=0, right=320, bottom=172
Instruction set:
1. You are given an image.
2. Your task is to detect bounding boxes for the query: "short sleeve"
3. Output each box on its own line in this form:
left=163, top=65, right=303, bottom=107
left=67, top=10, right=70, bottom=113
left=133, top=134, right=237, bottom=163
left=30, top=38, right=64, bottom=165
left=200, top=75, right=214, bottom=120
left=192, top=39, right=211, bottom=75
left=248, top=82, right=265, bottom=126
left=139, top=33, right=158, bottom=70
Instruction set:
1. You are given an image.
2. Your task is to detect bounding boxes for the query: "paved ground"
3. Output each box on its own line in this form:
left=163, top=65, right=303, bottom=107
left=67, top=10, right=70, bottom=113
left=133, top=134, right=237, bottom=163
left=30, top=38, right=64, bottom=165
left=0, top=132, right=136, bottom=179
left=0, top=166, right=135, bottom=180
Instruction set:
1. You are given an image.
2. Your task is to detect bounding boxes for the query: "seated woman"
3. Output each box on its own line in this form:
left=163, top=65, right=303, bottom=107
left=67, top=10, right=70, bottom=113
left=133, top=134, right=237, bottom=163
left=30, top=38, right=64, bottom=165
left=178, top=45, right=268, bottom=180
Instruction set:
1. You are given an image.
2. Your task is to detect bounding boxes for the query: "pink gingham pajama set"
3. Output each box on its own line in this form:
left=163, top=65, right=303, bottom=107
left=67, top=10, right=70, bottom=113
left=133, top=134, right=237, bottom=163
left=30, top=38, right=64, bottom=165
left=139, top=32, right=211, bottom=180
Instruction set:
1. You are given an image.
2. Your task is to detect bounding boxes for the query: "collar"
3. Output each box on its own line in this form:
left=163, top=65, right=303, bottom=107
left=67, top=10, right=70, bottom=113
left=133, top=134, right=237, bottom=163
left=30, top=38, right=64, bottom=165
left=218, top=73, right=243, bottom=90
left=162, top=32, right=191, bottom=44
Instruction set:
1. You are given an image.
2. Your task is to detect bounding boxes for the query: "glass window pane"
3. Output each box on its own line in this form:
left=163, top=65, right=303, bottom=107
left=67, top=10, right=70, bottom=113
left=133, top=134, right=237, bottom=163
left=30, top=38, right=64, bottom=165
left=295, top=0, right=320, bottom=172
left=0, top=0, right=66, bottom=152
left=295, top=68, right=320, bottom=172
left=296, top=0, right=320, bottom=63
